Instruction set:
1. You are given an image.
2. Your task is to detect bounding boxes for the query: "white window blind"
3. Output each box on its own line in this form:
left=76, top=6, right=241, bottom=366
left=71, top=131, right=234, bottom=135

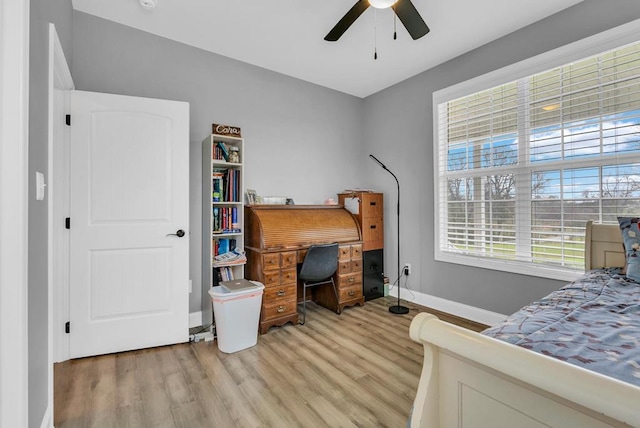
left=435, top=37, right=640, bottom=279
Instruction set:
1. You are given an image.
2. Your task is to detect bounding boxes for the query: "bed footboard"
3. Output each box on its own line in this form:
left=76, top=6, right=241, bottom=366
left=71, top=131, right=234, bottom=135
left=409, top=313, right=640, bottom=428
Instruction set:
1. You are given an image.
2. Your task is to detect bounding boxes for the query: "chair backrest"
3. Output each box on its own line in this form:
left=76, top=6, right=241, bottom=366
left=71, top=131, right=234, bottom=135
left=299, top=243, right=339, bottom=282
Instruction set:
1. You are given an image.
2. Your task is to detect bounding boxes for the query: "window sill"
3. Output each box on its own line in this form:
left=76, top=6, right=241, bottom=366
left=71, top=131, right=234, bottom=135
left=435, top=251, right=584, bottom=282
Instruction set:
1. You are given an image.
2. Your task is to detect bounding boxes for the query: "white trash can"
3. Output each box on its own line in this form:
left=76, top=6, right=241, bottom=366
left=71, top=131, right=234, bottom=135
left=208, top=281, right=264, bottom=353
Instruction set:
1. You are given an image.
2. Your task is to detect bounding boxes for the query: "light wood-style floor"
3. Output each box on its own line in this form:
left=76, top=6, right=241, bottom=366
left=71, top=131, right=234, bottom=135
left=54, top=297, right=487, bottom=428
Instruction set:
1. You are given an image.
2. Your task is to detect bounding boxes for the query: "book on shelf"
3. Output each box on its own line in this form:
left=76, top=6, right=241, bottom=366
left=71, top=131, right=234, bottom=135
left=212, top=206, right=241, bottom=234
left=219, top=238, right=229, bottom=255
left=212, top=175, right=223, bottom=202
left=219, top=266, right=234, bottom=281
left=213, top=266, right=235, bottom=284
left=211, top=168, right=240, bottom=203
left=213, top=238, right=236, bottom=256
left=222, top=207, right=228, bottom=232
left=214, top=141, right=230, bottom=162
left=231, top=207, right=238, bottom=229
left=212, top=207, right=221, bottom=233
left=212, top=170, right=225, bottom=201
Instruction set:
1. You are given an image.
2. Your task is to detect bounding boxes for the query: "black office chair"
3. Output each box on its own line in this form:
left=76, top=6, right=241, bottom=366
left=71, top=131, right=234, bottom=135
left=298, top=243, right=339, bottom=325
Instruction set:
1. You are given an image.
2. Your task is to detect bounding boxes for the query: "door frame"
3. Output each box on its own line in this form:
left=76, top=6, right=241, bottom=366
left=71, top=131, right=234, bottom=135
left=0, top=0, right=30, bottom=426
left=49, top=24, right=74, bottom=365
left=49, top=26, right=74, bottom=422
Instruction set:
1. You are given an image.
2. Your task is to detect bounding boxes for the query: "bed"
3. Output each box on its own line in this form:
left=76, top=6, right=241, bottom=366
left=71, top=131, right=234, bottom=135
left=409, top=221, right=640, bottom=427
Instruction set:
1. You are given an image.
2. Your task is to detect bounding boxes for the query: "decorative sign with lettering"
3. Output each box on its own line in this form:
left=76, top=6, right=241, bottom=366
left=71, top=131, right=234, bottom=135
left=212, top=123, right=242, bottom=138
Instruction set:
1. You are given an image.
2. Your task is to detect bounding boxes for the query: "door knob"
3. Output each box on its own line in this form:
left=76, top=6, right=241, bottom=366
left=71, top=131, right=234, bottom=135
left=166, top=229, right=186, bottom=237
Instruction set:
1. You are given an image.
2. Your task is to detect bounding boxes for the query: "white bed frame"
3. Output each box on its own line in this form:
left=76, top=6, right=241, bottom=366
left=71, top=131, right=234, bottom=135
left=409, top=221, right=640, bottom=427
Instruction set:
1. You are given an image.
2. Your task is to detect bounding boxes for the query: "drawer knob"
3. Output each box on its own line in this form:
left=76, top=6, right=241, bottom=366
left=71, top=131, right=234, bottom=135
left=348, top=290, right=355, bottom=296
left=348, top=277, right=354, bottom=283
left=277, top=305, right=286, bottom=313
left=277, top=290, right=285, bottom=296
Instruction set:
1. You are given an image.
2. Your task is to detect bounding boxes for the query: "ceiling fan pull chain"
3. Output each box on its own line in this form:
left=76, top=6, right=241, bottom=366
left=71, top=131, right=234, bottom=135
left=374, top=8, right=378, bottom=60
left=393, top=4, right=397, bottom=40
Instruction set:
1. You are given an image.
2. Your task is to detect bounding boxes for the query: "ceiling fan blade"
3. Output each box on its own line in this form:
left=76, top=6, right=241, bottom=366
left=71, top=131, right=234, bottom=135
left=324, top=0, right=370, bottom=42
left=393, top=0, right=430, bottom=40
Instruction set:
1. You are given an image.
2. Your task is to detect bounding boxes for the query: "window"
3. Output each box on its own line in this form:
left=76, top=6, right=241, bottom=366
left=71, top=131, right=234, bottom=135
left=434, top=24, right=640, bottom=280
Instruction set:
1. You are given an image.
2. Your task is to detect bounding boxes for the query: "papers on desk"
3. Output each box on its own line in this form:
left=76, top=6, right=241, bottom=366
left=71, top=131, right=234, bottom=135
left=344, top=197, right=359, bottom=215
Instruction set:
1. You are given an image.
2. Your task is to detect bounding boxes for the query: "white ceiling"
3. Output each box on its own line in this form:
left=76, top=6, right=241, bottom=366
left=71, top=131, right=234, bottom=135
left=71, top=0, right=583, bottom=98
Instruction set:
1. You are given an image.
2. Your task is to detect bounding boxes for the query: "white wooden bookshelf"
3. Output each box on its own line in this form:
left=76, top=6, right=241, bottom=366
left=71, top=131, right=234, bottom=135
left=201, top=134, right=245, bottom=325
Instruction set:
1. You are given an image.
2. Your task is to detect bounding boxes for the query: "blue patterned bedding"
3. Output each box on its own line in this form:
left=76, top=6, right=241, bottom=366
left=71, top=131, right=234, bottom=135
left=483, top=268, right=640, bottom=387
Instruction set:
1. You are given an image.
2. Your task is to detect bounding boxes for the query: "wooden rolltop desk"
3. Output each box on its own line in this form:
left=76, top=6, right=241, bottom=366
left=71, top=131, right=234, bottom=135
left=245, top=205, right=365, bottom=334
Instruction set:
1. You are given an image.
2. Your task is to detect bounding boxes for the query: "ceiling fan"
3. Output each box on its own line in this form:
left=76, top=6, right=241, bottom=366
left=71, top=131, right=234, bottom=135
left=325, top=0, right=430, bottom=42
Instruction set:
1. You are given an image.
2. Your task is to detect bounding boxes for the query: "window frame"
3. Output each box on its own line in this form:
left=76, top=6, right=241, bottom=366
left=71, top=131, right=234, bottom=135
left=433, top=19, right=640, bottom=282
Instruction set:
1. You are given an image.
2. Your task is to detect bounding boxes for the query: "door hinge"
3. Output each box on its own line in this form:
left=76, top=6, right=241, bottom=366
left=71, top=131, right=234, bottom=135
left=65, top=321, right=70, bottom=334
left=65, top=114, right=71, bottom=126
left=65, top=217, right=70, bottom=229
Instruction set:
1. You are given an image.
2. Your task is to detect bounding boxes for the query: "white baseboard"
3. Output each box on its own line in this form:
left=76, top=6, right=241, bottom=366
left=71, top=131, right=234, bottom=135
left=40, top=404, right=53, bottom=428
left=395, top=286, right=507, bottom=326
left=189, top=311, right=203, bottom=328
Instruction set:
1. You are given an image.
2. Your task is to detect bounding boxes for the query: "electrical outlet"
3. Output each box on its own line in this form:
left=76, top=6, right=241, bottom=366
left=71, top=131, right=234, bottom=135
left=404, top=263, right=411, bottom=275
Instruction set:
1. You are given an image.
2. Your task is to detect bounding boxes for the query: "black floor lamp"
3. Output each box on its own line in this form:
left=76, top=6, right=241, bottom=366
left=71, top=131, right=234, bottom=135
left=369, top=154, right=409, bottom=315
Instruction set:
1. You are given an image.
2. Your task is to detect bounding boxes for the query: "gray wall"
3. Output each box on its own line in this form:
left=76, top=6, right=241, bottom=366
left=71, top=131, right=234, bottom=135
left=67, top=1, right=640, bottom=323
left=71, top=12, right=365, bottom=316
left=28, top=0, right=73, bottom=425
left=362, top=0, right=640, bottom=315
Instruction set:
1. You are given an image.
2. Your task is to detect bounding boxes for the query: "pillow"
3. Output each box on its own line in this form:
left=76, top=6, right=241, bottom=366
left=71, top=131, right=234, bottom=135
left=617, top=217, right=640, bottom=281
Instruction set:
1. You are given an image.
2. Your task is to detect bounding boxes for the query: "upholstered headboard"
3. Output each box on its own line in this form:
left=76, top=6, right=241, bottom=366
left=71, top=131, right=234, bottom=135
left=585, top=220, right=626, bottom=271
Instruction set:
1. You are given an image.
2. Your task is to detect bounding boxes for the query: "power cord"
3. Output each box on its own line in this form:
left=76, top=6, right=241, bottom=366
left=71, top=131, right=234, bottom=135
left=387, top=268, right=415, bottom=302
left=191, top=322, right=214, bottom=335
left=401, top=271, right=415, bottom=302
left=188, top=302, right=217, bottom=343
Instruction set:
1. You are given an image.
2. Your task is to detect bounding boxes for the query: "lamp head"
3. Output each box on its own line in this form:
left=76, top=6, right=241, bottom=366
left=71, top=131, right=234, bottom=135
left=369, top=154, right=388, bottom=170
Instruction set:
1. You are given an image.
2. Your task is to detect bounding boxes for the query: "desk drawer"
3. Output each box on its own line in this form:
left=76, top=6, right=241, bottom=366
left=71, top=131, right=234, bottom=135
left=261, top=296, right=297, bottom=321
left=339, top=284, right=363, bottom=301
left=263, top=270, right=281, bottom=286
left=339, top=245, right=351, bottom=261
left=262, top=253, right=280, bottom=270
left=263, top=268, right=297, bottom=286
left=339, top=244, right=363, bottom=261
left=338, top=260, right=351, bottom=274
left=338, top=272, right=362, bottom=288
left=281, top=268, right=297, bottom=285
left=351, top=244, right=363, bottom=260
left=281, top=251, right=297, bottom=269
left=338, top=259, right=363, bottom=274
left=263, top=283, right=296, bottom=302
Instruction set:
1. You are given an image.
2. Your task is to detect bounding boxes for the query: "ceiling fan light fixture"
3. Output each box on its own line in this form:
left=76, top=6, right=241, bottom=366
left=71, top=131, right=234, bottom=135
left=368, top=0, right=397, bottom=9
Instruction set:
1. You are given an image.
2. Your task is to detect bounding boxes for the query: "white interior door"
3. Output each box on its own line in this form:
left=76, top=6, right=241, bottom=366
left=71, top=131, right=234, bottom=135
left=69, top=90, right=189, bottom=359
